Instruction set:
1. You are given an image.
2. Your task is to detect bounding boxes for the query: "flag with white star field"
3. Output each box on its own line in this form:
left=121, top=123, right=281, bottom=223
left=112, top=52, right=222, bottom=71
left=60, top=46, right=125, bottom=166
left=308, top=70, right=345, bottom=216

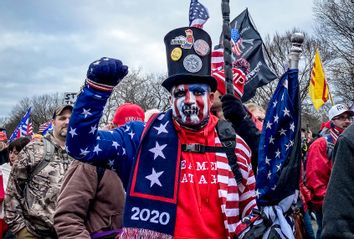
left=189, top=0, right=209, bottom=29
left=256, top=69, right=301, bottom=206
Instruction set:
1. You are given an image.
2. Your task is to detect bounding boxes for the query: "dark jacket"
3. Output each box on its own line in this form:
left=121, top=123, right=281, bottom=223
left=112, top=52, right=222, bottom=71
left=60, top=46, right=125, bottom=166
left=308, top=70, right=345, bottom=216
left=321, top=124, right=354, bottom=239
left=54, top=160, right=125, bottom=239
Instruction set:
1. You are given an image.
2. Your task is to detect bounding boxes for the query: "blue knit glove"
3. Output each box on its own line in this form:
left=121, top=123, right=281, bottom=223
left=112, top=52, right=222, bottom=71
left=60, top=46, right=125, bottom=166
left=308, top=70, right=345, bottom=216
left=86, top=57, right=128, bottom=91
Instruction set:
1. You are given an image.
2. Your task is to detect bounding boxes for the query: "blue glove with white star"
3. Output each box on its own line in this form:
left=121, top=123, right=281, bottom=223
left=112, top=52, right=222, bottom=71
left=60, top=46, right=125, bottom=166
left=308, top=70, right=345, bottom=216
left=86, top=57, right=128, bottom=91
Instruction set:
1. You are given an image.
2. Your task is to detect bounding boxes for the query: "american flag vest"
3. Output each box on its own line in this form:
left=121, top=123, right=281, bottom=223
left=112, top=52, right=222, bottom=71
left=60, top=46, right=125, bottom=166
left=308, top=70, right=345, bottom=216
left=121, top=110, right=256, bottom=239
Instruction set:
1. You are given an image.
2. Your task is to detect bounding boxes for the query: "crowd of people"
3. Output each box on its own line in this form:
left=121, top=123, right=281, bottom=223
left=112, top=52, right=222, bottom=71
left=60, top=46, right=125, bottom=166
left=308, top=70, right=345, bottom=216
left=0, top=25, right=353, bottom=239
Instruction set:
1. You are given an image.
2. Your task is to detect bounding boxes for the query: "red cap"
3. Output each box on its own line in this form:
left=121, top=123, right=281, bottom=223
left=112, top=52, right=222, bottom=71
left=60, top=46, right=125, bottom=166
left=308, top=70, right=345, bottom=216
left=112, top=103, right=144, bottom=127
left=211, top=68, right=246, bottom=98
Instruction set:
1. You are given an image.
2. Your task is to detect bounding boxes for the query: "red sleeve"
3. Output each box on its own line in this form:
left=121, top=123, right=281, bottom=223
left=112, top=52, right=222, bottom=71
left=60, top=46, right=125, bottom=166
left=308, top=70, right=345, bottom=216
left=305, top=138, right=332, bottom=211
left=235, top=136, right=257, bottom=218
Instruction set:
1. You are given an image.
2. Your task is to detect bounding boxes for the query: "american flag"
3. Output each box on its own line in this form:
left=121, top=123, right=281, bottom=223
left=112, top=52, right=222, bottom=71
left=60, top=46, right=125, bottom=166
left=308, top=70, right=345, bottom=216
left=39, top=121, right=53, bottom=135
left=189, top=0, right=209, bottom=29
left=256, top=69, right=301, bottom=206
left=8, top=107, right=33, bottom=142
left=211, top=48, right=224, bottom=70
left=231, top=27, right=243, bottom=56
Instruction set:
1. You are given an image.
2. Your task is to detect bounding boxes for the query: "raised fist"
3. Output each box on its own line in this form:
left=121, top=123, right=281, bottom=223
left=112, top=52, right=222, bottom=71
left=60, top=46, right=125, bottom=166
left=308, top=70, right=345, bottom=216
left=87, top=57, right=128, bottom=87
left=221, top=94, right=247, bottom=124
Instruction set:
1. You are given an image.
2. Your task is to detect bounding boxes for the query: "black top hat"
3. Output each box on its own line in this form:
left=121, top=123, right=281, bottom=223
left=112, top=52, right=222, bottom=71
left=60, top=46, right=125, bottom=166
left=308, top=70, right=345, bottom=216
left=162, top=27, right=217, bottom=92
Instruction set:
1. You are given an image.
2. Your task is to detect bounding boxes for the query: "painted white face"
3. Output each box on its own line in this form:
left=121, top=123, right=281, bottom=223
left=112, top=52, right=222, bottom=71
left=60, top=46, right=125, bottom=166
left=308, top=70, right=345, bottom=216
left=171, top=83, right=211, bottom=127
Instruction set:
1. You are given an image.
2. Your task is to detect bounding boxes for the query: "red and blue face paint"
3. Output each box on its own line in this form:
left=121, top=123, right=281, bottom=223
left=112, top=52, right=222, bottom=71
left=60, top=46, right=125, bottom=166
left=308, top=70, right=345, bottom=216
left=171, top=83, right=210, bottom=128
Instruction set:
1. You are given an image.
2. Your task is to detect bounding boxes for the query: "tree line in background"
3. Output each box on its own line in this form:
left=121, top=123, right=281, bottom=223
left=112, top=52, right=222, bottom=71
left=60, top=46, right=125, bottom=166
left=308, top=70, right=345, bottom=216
left=1, top=0, right=353, bottom=136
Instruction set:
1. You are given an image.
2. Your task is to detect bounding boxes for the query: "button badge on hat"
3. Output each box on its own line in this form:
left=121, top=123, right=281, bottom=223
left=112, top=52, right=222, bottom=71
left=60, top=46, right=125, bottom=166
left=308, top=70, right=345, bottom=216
left=183, top=54, right=202, bottom=73
left=171, top=47, right=182, bottom=61
left=193, top=39, right=210, bottom=56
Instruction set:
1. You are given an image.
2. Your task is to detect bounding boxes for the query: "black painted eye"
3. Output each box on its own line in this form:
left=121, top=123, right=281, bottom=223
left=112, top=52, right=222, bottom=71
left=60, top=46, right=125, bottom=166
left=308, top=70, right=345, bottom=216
left=174, top=90, right=185, bottom=98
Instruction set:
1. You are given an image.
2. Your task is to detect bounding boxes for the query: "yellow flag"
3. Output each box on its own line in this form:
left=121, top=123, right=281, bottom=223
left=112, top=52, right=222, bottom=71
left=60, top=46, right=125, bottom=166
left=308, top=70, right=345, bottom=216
left=309, top=49, right=329, bottom=110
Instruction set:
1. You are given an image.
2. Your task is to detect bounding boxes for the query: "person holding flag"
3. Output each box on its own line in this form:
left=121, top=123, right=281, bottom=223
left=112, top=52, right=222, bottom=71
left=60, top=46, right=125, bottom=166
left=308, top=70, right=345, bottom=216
left=220, top=33, right=305, bottom=238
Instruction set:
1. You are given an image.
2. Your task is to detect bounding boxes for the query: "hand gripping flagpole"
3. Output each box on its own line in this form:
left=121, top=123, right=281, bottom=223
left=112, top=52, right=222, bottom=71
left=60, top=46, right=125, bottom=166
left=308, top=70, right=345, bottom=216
left=221, top=0, right=234, bottom=95
left=288, top=33, right=304, bottom=70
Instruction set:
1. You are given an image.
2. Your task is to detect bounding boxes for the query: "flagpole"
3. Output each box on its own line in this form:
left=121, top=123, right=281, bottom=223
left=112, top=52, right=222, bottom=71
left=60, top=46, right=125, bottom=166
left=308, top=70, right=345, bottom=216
left=328, top=91, right=334, bottom=105
left=221, top=0, right=234, bottom=95
left=288, top=33, right=304, bottom=70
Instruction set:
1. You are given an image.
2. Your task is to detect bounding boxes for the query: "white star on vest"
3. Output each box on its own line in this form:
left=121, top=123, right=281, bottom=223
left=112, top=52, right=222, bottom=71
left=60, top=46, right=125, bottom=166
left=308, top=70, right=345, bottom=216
left=64, top=145, right=70, bottom=153
left=128, top=131, right=135, bottom=139
left=89, top=125, right=97, bottom=134
left=124, top=125, right=130, bottom=132
left=149, top=142, right=167, bottom=160
left=93, top=144, right=102, bottom=155
left=266, top=121, right=273, bottom=129
left=69, top=127, right=78, bottom=138
left=145, top=168, right=164, bottom=187
left=112, top=141, right=120, bottom=150
left=80, top=147, right=90, bottom=156
left=153, top=121, right=169, bottom=135
left=82, top=108, right=92, bottom=118
left=108, top=159, right=114, bottom=168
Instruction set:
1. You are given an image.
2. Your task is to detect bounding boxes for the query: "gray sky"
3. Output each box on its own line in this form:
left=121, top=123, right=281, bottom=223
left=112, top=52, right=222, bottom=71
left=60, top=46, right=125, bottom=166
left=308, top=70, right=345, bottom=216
left=0, top=0, right=314, bottom=118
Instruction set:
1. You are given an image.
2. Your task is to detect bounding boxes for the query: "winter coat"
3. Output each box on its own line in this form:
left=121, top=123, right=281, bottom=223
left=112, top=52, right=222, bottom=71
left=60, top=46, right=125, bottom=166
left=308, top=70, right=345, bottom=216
left=4, top=134, right=72, bottom=238
left=54, top=160, right=125, bottom=238
left=305, top=136, right=333, bottom=212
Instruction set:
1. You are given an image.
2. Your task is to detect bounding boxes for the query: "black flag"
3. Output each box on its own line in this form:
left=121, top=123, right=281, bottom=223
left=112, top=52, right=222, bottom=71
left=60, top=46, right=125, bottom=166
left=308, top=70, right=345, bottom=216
left=219, top=9, right=277, bottom=101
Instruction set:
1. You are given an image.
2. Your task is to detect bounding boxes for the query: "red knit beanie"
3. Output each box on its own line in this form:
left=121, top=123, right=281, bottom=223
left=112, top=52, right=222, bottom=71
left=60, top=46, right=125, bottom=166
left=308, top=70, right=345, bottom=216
left=112, top=103, right=144, bottom=126
left=211, top=67, right=246, bottom=98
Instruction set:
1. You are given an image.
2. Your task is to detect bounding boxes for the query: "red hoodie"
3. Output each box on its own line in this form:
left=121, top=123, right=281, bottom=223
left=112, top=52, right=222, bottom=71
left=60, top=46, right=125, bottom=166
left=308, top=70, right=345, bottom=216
left=173, top=115, right=257, bottom=239
left=174, top=115, right=226, bottom=239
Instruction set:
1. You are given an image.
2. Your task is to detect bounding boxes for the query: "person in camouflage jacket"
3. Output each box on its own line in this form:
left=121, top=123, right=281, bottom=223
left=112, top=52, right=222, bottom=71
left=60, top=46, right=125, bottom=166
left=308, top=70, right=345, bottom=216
left=4, top=105, right=73, bottom=239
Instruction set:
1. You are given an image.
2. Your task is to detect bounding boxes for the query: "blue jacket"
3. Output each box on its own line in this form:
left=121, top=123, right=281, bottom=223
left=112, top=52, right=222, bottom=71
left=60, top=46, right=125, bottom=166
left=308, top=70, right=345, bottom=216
left=65, top=86, right=144, bottom=189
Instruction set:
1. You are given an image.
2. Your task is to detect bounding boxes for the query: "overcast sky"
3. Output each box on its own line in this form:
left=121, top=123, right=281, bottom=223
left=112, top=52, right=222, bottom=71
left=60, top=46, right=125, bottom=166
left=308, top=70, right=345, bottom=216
left=0, top=0, right=315, bottom=118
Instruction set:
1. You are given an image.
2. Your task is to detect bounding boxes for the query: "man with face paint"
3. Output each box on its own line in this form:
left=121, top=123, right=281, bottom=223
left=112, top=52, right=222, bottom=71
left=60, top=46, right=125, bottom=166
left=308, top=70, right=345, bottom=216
left=171, top=83, right=212, bottom=128
left=66, top=27, right=257, bottom=239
